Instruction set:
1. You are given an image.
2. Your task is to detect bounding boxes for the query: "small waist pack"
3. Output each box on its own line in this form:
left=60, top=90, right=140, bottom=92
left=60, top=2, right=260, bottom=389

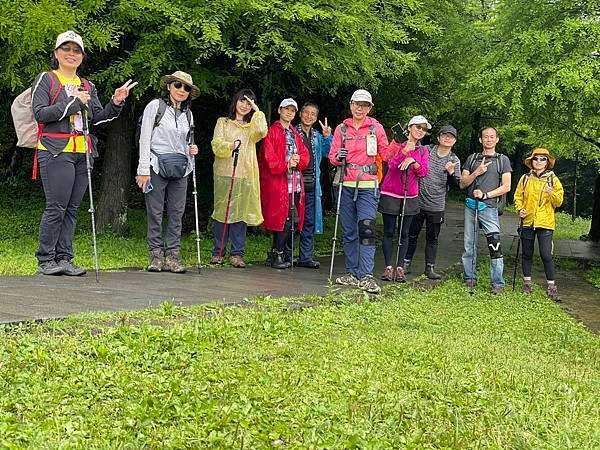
left=465, top=197, right=488, bottom=211
left=152, top=150, right=188, bottom=180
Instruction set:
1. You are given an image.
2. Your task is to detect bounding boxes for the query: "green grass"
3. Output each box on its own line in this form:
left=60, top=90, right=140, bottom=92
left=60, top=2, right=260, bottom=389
left=586, top=266, right=600, bottom=289
left=553, top=211, right=591, bottom=240
left=0, top=280, right=598, bottom=448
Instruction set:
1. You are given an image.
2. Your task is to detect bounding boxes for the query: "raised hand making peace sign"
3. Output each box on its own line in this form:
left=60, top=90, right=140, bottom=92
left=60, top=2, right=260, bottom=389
left=318, top=117, right=332, bottom=138
left=112, top=79, right=138, bottom=105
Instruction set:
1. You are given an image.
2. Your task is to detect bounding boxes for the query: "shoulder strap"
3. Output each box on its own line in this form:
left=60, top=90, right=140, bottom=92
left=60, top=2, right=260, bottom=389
left=47, top=71, right=62, bottom=105
left=340, top=124, right=347, bottom=147
left=154, top=99, right=168, bottom=129
left=368, top=124, right=375, bottom=134
left=496, top=153, right=503, bottom=176
left=522, top=172, right=531, bottom=188
left=185, top=108, right=193, bottom=127
left=467, top=153, right=480, bottom=172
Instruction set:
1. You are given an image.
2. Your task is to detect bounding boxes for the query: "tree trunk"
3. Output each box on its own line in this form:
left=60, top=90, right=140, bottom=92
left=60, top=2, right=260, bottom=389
left=97, top=106, right=134, bottom=234
left=469, top=110, right=481, bottom=154
left=510, top=142, right=528, bottom=202
left=588, top=172, right=600, bottom=242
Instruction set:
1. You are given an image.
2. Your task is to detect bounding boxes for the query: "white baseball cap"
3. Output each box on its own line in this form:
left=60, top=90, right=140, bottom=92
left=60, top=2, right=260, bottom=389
left=55, top=30, right=85, bottom=53
left=350, top=89, right=373, bottom=105
left=408, top=115, right=432, bottom=129
left=279, top=98, right=298, bottom=110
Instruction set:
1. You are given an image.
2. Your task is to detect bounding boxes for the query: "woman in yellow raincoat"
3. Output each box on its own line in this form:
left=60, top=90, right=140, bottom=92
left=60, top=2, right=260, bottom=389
left=514, top=148, right=564, bottom=301
left=210, top=89, right=268, bottom=267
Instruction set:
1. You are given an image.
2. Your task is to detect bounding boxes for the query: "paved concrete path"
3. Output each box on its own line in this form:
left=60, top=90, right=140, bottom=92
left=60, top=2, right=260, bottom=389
left=1, top=202, right=598, bottom=325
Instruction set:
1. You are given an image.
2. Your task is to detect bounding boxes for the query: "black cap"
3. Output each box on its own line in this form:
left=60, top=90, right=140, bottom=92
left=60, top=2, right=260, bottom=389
left=438, top=125, right=457, bottom=138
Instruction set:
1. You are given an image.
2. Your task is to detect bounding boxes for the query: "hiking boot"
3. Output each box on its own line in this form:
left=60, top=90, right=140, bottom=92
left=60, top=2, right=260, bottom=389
left=271, top=251, right=291, bottom=269
left=359, top=275, right=382, bottom=294
left=380, top=266, right=394, bottom=281
left=38, top=260, right=65, bottom=276
left=164, top=250, right=186, bottom=273
left=265, top=249, right=274, bottom=266
left=491, top=285, right=504, bottom=295
left=335, top=273, right=360, bottom=286
left=394, top=266, right=406, bottom=283
left=297, top=259, right=320, bottom=269
left=547, top=284, right=561, bottom=302
left=402, top=259, right=412, bottom=274
left=147, top=249, right=164, bottom=272
left=230, top=255, right=246, bottom=268
left=523, top=281, right=533, bottom=294
left=210, top=255, right=224, bottom=265
left=424, top=264, right=442, bottom=280
left=464, top=279, right=477, bottom=288
left=57, top=259, right=86, bottom=276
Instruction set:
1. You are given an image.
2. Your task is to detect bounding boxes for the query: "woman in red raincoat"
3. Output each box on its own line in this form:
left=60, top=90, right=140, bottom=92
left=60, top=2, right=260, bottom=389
left=259, top=98, right=309, bottom=269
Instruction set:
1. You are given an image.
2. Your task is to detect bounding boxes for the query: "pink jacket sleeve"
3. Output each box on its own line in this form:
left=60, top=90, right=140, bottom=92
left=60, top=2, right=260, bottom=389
left=412, top=146, right=428, bottom=178
left=375, top=123, right=392, bottom=161
left=328, top=125, right=343, bottom=167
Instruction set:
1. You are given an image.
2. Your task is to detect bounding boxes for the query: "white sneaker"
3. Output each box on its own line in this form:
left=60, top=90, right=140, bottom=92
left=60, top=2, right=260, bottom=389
left=359, top=275, right=381, bottom=294
left=335, top=273, right=360, bottom=286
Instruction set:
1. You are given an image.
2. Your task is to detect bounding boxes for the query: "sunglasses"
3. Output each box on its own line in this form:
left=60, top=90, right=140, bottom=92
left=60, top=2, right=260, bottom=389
left=532, top=156, right=548, bottom=162
left=414, top=124, right=429, bottom=132
left=172, top=81, right=192, bottom=93
left=58, top=44, right=83, bottom=54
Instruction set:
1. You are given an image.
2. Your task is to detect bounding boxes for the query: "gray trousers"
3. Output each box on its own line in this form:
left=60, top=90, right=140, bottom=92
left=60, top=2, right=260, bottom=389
left=145, top=171, right=188, bottom=252
left=36, top=151, right=91, bottom=263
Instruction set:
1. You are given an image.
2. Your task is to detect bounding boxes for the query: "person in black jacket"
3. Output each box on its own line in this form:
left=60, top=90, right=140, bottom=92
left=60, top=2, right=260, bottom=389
left=32, top=30, right=136, bottom=276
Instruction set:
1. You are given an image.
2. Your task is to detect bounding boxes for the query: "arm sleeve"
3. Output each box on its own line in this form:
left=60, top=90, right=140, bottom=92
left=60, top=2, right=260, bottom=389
left=413, top=148, right=428, bottom=178
left=319, top=132, right=333, bottom=157
left=328, top=125, right=343, bottom=167
left=32, top=72, right=83, bottom=124
left=376, top=123, right=391, bottom=161
left=263, top=130, right=288, bottom=175
left=211, top=118, right=233, bottom=159
left=514, top=175, right=525, bottom=211
left=549, top=176, right=564, bottom=208
left=89, top=82, right=123, bottom=128
left=249, top=111, right=268, bottom=142
left=136, top=100, right=159, bottom=176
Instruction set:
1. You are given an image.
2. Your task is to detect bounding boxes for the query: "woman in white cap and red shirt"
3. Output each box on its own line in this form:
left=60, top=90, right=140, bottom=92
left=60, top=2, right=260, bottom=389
left=32, top=30, right=136, bottom=276
left=378, top=115, right=429, bottom=282
left=259, top=98, right=309, bottom=269
left=328, top=89, right=390, bottom=294
left=136, top=71, right=199, bottom=273
left=514, top=148, right=564, bottom=301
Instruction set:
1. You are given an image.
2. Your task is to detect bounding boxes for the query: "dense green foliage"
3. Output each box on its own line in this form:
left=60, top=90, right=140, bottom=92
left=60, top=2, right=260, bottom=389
left=586, top=266, right=600, bottom=289
left=1, top=281, right=598, bottom=447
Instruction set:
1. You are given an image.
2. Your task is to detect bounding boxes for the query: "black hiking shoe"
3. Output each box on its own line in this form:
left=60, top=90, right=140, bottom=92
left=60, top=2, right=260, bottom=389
left=38, top=260, right=65, bottom=276
left=424, top=264, right=442, bottom=280
left=297, top=259, right=320, bottom=269
left=57, top=259, right=87, bottom=276
left=271, top=251, right=291, bottom=269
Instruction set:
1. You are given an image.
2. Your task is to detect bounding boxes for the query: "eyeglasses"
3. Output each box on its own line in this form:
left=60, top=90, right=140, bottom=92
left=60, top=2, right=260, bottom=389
left=58, top=44, right=83, bottom=54
left=351, top=102, right=372, bottom=109
left=439, top=133, right=456, bottom=139
left=532, top=156, right=548, bottom=162
left=414, top=124, right=429, bottom=132
left=172, top=81, right=192, bottom=93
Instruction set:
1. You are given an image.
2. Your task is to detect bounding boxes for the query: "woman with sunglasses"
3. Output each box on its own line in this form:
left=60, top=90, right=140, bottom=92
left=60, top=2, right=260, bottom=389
left=514, top=148, right=564, bottom=301
left=210, top=89, right=267, bottom=267
left=136, top=71, right=199, bottom=273
left=32, top=30, right=136, bottom=276
left=378, top=115, right=429, bottom=283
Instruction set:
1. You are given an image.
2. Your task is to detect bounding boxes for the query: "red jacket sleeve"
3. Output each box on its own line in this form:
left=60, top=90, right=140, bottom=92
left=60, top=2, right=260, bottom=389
left=263, top=127, right=288, bottom=175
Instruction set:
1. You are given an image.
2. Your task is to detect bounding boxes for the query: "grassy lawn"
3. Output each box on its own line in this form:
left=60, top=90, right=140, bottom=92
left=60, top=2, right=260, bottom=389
left=0, top=280, right=598, bottom=448
left=586, top=266, right=600, bottom=289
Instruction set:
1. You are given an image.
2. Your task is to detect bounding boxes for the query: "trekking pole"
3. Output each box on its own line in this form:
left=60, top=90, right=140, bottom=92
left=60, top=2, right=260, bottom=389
left=512, top=217, right=523, bottom=291
left=189, top=125, right=202, bottom=273
left=470, top=194, right=479, bottom=295
left=393, top=162, right=415, bottom=282
left=218, top=139, right=242, bottom=260
left=81, top=108, right=100, bottom=282
left=329, top=160, right=346, bottom=280
left=290, top=146, right=298, bottom=272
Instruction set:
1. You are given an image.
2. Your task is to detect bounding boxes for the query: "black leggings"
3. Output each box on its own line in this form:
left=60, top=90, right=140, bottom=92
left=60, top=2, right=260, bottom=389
left=521, top=227, right=555, bottom=280
left=272, top=193, right=300, bottom=257
left=405, top=211, right=443, bottom=265
left=382, top=213, right=414, bottom=267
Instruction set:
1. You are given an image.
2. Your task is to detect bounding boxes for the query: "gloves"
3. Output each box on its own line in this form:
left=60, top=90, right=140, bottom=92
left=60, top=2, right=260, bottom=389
left=336, top=148, right=348, bottom=161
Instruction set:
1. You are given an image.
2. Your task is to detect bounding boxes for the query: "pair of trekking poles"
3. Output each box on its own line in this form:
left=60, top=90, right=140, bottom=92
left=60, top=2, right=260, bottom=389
left=328, top=154, right=414, bottom=283
left=82, top=114, right=204, bottom=281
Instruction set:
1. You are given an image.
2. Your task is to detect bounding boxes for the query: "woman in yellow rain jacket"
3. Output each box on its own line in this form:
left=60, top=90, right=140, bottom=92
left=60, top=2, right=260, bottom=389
left=514, top=148, right=564, bottom=301
left=210, top=89, right=268, bottom=267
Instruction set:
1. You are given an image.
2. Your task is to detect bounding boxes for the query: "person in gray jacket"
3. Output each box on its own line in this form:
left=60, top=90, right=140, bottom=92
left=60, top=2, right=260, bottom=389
left=136, top=71, right=199, bottom=273
left=32, top=30, right=136, bottom=276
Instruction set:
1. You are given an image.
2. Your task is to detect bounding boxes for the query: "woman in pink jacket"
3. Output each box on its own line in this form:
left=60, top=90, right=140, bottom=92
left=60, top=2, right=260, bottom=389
left=328, top=89, right=389, bottom=294
left=379, top=115, right=429, bottom=282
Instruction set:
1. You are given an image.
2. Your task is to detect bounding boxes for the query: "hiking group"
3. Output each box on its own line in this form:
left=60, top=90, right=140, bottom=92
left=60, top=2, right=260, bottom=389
left=13, top=30, right=564, bottom=301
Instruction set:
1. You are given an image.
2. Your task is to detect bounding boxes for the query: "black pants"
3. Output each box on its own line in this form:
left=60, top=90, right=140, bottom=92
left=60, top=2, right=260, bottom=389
left=382, top=212, right=414, bottom=267
left=521, top=227, right=555, bottom=280
left=36, top=151, right=91, bottom=263
left=405, top=210, right=444, bottom=265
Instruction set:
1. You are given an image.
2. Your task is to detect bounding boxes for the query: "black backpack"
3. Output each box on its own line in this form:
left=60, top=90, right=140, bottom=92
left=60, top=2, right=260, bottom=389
left=467, top=152, right=508, bottom=215
left=135, top=99, right=192, bottom=149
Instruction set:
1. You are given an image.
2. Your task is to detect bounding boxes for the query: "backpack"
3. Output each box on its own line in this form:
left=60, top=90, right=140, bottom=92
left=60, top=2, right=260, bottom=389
left=11, top=71, right=92, bottom=178
left=468, top=152, right=508, bottom=215
left=522, top=171, right=554, bottom=208
left=135, top=99, right=192, bottom=149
